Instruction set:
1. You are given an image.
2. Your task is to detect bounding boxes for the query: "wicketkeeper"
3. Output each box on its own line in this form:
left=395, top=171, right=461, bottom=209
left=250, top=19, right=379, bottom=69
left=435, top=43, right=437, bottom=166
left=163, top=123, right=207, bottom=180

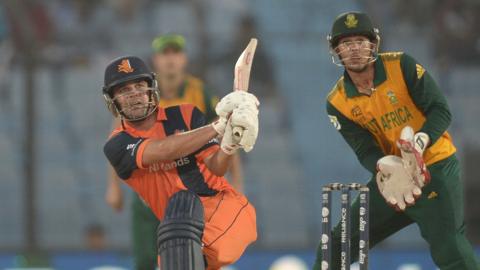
left=314, top=11, right=479, bottom=270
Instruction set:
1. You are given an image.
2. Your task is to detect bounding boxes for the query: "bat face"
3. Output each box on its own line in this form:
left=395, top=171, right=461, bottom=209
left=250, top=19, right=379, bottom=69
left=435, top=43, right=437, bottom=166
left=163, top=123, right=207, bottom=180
left=232, top=38, right=258, bottom=142
left=234, top=38, right=258, bottom=92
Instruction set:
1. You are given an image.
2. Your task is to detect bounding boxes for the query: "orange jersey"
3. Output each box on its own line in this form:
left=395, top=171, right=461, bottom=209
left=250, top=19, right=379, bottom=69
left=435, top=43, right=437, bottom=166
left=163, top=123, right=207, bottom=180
left=104, top=104, right=233, bottom=220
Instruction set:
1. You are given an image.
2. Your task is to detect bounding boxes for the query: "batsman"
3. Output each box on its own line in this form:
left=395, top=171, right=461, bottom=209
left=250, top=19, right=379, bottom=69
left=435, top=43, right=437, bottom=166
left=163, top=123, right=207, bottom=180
left=102, top=40, right=259, bottom=270
left=314, top=11, right=479, bottom=269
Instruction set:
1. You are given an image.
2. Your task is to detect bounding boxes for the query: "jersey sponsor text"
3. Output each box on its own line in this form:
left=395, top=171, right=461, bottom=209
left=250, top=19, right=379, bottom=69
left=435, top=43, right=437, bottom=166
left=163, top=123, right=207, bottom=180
left=148, top=157, right=190, bottom=173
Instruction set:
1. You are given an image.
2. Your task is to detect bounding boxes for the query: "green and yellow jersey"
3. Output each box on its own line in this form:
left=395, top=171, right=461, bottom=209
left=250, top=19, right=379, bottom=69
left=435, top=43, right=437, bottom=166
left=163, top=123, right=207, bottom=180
left=159, top=75, right=219, bottom=122
left=327, top=52, right=456, bottom=173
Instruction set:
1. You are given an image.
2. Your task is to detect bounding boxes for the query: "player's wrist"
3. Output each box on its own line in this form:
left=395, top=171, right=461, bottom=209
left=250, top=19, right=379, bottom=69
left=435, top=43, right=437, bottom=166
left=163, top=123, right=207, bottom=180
left=211, top=117, right=227, bottom=136
left=396, top=126, right=431, bottom=188
left=413, top=132, right=430, bottom=154
left=220, top=143, right=240, bottom=155
left=220, top=118, right=241, bottom=155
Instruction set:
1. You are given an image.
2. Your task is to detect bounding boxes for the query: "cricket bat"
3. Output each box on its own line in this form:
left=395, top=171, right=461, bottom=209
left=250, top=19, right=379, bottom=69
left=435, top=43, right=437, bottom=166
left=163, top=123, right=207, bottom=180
left=232, top=38, right=258, bottom=142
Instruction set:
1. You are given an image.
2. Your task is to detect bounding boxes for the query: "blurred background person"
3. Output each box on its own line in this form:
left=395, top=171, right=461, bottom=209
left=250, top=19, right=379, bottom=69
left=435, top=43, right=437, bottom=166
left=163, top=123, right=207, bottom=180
left=84, top=224, right=107, bottom=251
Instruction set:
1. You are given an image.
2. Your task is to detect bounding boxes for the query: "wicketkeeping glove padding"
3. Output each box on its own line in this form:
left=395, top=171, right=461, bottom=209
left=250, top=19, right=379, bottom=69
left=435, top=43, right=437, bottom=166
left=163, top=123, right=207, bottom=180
left=220, top=118, right=241, bottom=155
left=376, top=155, right=422, bottom=211
left=396, top=126, right=431, bottom=188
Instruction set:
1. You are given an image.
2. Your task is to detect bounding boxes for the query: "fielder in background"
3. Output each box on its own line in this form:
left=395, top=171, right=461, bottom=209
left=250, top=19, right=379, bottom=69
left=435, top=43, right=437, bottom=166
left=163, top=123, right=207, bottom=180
left=102, top=56, right=258, bottom=270
left=314, top=11, right=479, bottom=270
left=105, top=34, right=245, bottom=270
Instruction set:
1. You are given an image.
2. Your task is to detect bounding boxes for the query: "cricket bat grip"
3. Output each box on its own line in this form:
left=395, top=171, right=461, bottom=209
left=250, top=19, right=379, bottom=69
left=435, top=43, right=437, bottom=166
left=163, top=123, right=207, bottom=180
left=232, top=126, right=243, bottom=143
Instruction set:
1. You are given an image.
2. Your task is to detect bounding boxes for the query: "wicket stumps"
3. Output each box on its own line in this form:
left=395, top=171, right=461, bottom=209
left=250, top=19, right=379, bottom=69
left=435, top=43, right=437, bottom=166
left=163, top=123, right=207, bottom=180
left=320, top=183, right=370, bottom=270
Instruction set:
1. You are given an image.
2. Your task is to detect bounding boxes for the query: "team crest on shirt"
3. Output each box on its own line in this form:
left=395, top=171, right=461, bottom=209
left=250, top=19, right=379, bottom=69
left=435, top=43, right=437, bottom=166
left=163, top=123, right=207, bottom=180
left=386, top=90, right=399, bottom=105
left=351, top=106, right=367, bottom=124
left=148, top=157, right=190, bottom=173
left=352, top=106, right=362, bottom=117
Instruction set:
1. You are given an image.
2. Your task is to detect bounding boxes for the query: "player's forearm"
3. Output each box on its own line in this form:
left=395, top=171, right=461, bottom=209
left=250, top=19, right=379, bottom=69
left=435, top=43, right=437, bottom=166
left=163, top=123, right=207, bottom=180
left=401, top=54, right=452, bottom=144
left=142, top=125, right=218, bottom=165
left=346, top=131, right=385, bottom=173
left=344, top=130, right=384, bottom=174
left=203, top=150, right=234, bottom=176
left=229, top=154, right=244, bottom=191
left=418, top=102, right=451, bottom=145
left=413, top=73, right=451, bottom=144
left=327, top=102, right=385, bottom=174
left=358, top=149, right=384, bottom=174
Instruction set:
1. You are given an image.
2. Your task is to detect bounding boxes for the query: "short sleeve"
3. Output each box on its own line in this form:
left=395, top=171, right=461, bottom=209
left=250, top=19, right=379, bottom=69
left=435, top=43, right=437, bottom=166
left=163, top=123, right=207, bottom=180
left=186, top=106, right=219, bottom=157
left=103, top=131, right=147, bottom=180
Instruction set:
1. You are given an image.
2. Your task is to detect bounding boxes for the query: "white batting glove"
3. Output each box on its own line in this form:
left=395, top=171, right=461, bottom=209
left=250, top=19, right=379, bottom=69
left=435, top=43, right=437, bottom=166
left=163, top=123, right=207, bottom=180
left=215, top=91, right=260, bottom=118
left=396, top=126, right=431, bottom=188
left=230, top=102, right=259, bottom=152
left=211, top=117, right=227, bottom=136
left=376, top=155, right=422, bottom=211
left=220, top=118, right=241, bottom=155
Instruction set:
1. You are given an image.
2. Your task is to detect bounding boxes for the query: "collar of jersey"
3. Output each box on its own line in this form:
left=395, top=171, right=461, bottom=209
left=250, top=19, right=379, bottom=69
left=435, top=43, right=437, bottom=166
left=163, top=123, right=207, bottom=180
left=156, top=107, right=167, bottom=121
left=342, top=55, right=387, bottom=98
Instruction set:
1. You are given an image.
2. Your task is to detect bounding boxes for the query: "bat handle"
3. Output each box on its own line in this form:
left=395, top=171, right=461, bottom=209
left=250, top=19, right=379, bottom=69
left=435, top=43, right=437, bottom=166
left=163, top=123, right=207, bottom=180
left=232, top=126, right=244, bottom=143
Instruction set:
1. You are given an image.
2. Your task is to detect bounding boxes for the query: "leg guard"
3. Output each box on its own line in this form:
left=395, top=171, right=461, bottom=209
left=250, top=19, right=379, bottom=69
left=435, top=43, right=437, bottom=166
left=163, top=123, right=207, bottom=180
left=157, top=190, right=205, bottom=270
